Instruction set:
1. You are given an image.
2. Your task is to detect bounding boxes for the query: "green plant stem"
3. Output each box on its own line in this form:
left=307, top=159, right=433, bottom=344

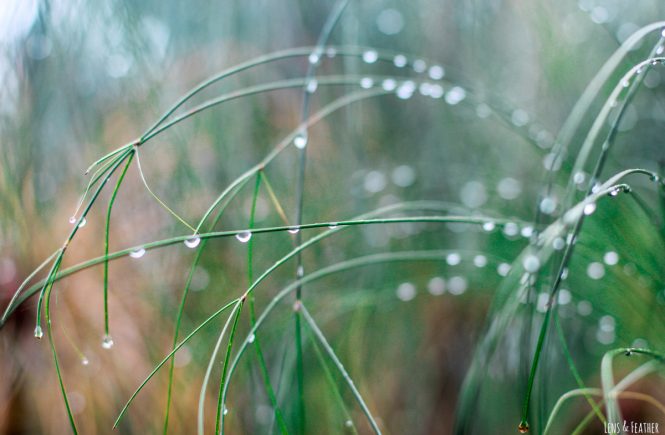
left=215, top=299, right=244, bottom=435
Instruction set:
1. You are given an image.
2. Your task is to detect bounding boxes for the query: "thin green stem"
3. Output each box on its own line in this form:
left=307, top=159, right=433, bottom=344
left=215, top=299, right=244, bottom=435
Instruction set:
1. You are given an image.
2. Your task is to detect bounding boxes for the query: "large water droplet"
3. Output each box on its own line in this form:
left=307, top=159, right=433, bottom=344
left=362, top=50, right=378, bottom=64
left=294, top=131, right=308, bottom=149
left=288, top=227, right=300, bottom=234
left=102, top=335, right=114, bottom=349
left=184, top=236, right=201, bottom=249
left=129, top=247, right=146, bottom=258
left=583, top=203, right=597, bottom=215
left=34, top=325, right=43, bottom=339
left=78, top=217, right=87, bottom=228
left=236, top=231, right=252, bottom=243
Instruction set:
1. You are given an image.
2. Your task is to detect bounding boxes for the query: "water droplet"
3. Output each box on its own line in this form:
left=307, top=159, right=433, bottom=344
left=306, top=79, right=318, bottom=93
left=446, top=252, right=461, bottom=266
left=497, top=263, right=511, bottom=276
left=523, top=255, right=541, bottom=273
left=362, top=50, right=378, bottom=64
left=396, top=81, right=415, bottom=99
left=294, top=131, right=308, bottom=149
left=587, top=262, right=605, bottom=280
left=603, top=251, right=619, bottom=265
left=129, top=247, right=146, bottom=258
left=552, top=237, right=565, bottom=250
left=428, top=65, right=445, bottom=80
left=396, top=282, right=416, bottom=301
left=248, top=333, right=256, bottom=344
left=609, top=188, right=620, bottom=197
left=412, top=59, right=427, bottom=73
left=622, top=79, right=630, bottom=88
left=482, top=221, right=496, bottom=232
left=345, top=419, right=353, bottom=428
left=102, top=335, right=114, bottom=349
left=448, top=276, right=467, bottom=295
left=81, top=357, right=89, bottom=366
left=223, top=405, right=229, bottom=416
left=236, top=231, right=252, bottom=243
left=518, top=421, right=529, bottom=433
left=583, top=202, right=596, bottom=215
left=573, top=171, right=587, bottom=185
left=297, top=265, right=304, bottom=278
left=444, top=86, right=466, bottom=105
left=381, top=78, right=397, bottom=91
left=288, top=227, right=300, bottom=234
left=511, top=109, right=529, bottom=126
left=473, top=255, right=487, bottom=268
left=503, top=222, right=519, bottom=237
left=34, top=325, right=43, bottom=339
left=360, top=77, right=374, bottom=89
left=391, top=165, right=416, bottom=187
left=520, top=226, right=534, bottom=238
left=78, top=217, right=87, bottom=228
left=328, top=223, right=339, bottom=229
left=577, top=300, right=593, bottom=316
left=558, top=289, right=571, bottom=305
left=428, top=84, right=444, bottom=98
left=184, top=236, right=201, bottom=249
left=325, top=47, right=337, bottom=58
left=393, top=54, right=407, bottom=67
left=69, top=216, right=77, bottom=224
left=539, top=197, right=557, bottom=214
left=308, top=51, right=321, bottom=65
left=497, top=178, right=522, bottom=200
left=427, top=277, right=446, bottom=295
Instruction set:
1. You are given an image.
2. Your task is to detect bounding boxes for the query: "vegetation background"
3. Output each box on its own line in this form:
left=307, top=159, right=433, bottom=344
left=0, top=0, right=664, bottom=434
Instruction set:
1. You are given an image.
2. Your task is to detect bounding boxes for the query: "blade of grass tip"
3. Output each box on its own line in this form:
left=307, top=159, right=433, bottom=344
left=292, top=3, right=350, bottom=431
left=134, top=148, right=196, bottom=232
left=35, top=148, right=133, bottom=334
left=1, top=248, right=59, bottom=326
left=554, top=314, right=606, bottom=426
left=197, top=300, right=242, bottom=435
left=215, top=299, right=244, bottom=435
left=163, top=177, right=250, bottom=435
left=103, top=151, right=134, bottom=340
left=543, top=388, right=602, bottom=435
left=299, top=303, right=381, bottom=435
left=247, top=172, right=289, bottom=434
left=305, top=320, right=358, bottom=434
left=114, top=298, right=240, bottom=428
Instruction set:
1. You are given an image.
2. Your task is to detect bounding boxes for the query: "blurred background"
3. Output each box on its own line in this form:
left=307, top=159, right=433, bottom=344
left=1, top=0, right=665, bottom=434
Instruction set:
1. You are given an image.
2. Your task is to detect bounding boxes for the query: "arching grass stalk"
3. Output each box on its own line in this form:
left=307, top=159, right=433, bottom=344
left=103, top=150, right=135, bottom=339
left=246, top=172, right=288, bottom=433
left=219, top=251, right=449, bottom=433
left=163, top=177, right=250, bottom=435
left=299, top=303, right=381, bottom=434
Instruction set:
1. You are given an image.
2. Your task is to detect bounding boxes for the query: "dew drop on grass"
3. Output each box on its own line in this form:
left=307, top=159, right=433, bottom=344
left=603, top=251, right=619, bottom=265
left=129, top=247, right=146, bottom=258
left=294, top=131, right=308, bottom=149
left=288, top=227, right=300, bottom=234
left=428, top=65, right=444, bottom=80
left=184, top=236, right=201, bottom=248
left=412, top=59, right=427, bottom=73
left=473, top=255, right=487, bottom=268
left=223, top=405, right=229, bottom=416
left=503, top=222, right=519, bottom=237
left=248, top=333, right=255, bottom=344
left=381, top=78, right=397, bottom=91
left=306, top=79, right=318, bottom=93
left=34, top=325, right=43, bottom=339
left=393, top=54, right=407, bottom=67
left=328, top=222, right=338, bottom=229
left=448, top=276, right=467, bottom=295
left=236, top=231, right=252, bottom=243
left=102, top=335, right=114, bottom=349
left=482, top=221, right=495, bottom=232
left=69, top=216, right=77, bottom=224
left=81, top=357, right=89, bottom=366
left=587, top=262, right=605, bottom=279
left=446, top=252, right=461, bottom=266
left=497, top=263, right=511, bottom=276
left=583, top=202, right=596, bottom=215
left=429, top=84, right=444, bottom=98
left=427, top=277, right=446, bottom=295
left=396, top=282, right=416, bottom=301
left=78, top=217, right=87, bottom=228
left=577, top=300, right=593, bottom=316
left=345, top=420, right=353, bottom=428
left=539, top=197, right=557, bottom=214
left=396, top=81, right=415, bottom=99
left=552, top=237, right=565, bottom=250
left=522, top=255, right=541, bottom=273
left=308, top=51, right=321, bottom=65
left=609, top=188, right=620, bottom=197
left=444, top=86, right=466, bottom=105
left=360, top=77, right=374, bottom=89
left=362, top=50, right=378, bottom=64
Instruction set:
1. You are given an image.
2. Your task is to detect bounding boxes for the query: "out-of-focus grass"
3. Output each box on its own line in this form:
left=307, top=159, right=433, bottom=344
left=1, top=1, right=665, bottom=434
